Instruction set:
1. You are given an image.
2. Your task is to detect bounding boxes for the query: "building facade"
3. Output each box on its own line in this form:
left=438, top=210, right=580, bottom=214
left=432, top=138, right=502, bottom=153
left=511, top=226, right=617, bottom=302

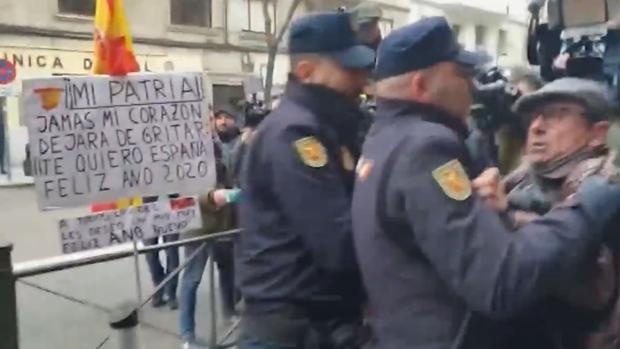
left=410, top=0, right=529, bottom=67
left=0, top=0, right=409, bottom=184
left=0, top=0, right=526, bottom=185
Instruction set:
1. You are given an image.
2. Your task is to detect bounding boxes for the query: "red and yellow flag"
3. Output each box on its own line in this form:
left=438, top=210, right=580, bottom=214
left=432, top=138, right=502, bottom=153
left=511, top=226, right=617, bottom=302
left=91, top=197, right=143, bottom=213
left=91, top=0, right=140, bottom=212
left=93, top=0, right=139, bottom=76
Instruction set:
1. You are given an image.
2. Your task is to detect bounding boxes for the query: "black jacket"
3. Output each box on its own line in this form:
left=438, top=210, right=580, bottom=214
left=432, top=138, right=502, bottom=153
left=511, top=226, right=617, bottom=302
left=353, top=99, right=608, bottom=349
left=237, top=78, right=364, bottom=317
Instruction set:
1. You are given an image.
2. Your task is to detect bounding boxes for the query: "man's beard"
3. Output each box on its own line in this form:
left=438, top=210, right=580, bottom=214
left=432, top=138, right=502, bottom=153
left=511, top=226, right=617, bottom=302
left=218, top=127, right=240, bottom=143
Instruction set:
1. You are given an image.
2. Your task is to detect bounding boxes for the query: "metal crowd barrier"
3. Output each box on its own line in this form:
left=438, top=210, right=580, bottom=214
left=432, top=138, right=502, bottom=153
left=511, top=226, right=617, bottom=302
left=0, top=228, right=242, bottom=349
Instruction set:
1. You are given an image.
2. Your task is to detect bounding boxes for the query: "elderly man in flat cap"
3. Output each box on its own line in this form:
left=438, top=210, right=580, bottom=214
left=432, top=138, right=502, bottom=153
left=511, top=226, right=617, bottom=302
left=352, top=16, right=620, bottom=349
left=473, top=78, right=620, bottom=349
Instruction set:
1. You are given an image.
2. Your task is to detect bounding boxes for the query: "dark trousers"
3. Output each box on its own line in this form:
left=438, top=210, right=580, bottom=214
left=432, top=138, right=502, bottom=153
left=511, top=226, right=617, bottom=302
left=239, top=336, right=294, bottom=349
left=213, top=239, right=238, bottom=317
left=144, top=234, right=180, bottom=301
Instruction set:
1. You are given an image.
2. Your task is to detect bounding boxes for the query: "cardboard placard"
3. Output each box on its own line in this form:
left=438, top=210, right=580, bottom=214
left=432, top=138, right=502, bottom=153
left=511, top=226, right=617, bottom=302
left=22, top=72, right=216, bottom=209
left=59, top=197, right=202, bottom=254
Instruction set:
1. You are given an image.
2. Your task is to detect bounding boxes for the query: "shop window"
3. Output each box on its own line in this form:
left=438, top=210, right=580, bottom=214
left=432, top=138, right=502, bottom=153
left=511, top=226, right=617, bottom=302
left=475, top=25, right=488, bottom=51
left=452, top=24, right=461, bottom=44
left=498, top=29, right=508, bottom=56
left=58, top=0, right=96, bottom=16
left=171, top=0, right=212, bottom=27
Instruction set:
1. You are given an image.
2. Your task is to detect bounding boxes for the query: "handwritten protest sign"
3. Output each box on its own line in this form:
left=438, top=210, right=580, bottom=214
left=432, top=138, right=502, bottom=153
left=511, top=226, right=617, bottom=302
left=22, top=72, right=216, bottom=209
left=59, top=197, right=202, bottom=254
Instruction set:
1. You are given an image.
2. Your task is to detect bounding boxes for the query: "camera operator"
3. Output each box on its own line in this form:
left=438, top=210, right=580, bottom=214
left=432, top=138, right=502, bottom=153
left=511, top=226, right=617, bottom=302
left=467, top=67, right=543, bottom=174
left=497, top=70, right=544, bottom=173
left=228, top=96, right=269, bottom=183
left=475, top=77, right=620, bottom=349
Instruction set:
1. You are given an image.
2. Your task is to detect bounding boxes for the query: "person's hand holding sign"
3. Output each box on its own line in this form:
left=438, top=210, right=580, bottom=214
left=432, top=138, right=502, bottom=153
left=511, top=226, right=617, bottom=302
left=211, top=189, right=242, bottom=208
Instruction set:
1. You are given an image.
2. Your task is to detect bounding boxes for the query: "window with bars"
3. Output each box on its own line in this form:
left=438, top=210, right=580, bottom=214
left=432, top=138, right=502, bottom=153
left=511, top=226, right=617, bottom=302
left=171, top=0, right=212, bottom=27
left=240, top=0, right=276, bottom=33
left=378, top=19, right=394, bottom=37
left=475, top=25, right=488, bottom=50
left=498, top=29, right=508, bottom=56
left=58, top=0, right=96, bottom=16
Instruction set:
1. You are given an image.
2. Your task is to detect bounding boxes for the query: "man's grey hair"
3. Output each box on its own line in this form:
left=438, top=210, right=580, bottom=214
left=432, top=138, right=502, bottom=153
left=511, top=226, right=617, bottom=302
left=375, top=72, right=415, bottom=100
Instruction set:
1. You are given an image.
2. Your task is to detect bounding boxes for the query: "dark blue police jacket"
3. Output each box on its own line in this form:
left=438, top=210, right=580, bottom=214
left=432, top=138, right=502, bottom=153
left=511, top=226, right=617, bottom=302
left=237, top=77, right=364, bottom=318
left=352, top=99, right=606, bottom=349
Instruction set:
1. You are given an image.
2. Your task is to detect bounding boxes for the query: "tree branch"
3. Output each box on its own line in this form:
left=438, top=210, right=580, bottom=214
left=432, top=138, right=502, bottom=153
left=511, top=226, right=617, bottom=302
left=262, top=0, right=274, bottom=46
left=275, top=0, right=303, bottom=46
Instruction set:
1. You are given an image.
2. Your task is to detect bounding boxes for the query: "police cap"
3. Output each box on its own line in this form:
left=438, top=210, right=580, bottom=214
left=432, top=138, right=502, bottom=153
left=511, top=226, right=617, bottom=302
left=374, top=16, right=489, bottom=81
left=288, top=12, right=376, bottom=70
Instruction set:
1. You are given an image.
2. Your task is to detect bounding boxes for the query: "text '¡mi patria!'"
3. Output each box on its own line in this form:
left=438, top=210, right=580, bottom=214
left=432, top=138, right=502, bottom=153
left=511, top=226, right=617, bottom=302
left=23, top=72, right=216, bottom=209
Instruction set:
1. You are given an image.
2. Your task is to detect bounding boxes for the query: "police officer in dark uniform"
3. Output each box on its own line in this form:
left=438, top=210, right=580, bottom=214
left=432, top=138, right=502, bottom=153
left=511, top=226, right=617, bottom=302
left=237, top=12, right=375, bottom=349
left=352, top=17, right=620, bottom=349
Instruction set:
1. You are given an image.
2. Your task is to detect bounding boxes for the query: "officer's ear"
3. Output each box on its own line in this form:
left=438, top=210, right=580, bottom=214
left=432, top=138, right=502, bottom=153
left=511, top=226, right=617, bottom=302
left=588, top=120, right=610, bottom=148
left=410, top=71, right=430, bottom=102
left=292, top=57, right=318, bottom=82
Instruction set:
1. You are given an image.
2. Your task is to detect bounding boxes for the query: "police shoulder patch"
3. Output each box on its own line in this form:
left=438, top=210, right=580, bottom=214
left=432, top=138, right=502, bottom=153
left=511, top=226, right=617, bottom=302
left=294, top=136, right=328, bottom=168
left=432, top=159, right=472, bottom=201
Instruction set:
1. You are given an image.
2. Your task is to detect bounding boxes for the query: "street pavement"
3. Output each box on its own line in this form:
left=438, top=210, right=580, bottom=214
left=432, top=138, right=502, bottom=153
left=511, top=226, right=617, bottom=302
left=0, top=186, right=234, bottom=349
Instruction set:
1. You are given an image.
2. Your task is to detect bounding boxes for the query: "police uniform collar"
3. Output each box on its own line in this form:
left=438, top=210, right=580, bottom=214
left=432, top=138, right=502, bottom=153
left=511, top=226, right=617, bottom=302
left=375, top=98, right=469, bottom=139
left=284, top=75, right=361, bottom=129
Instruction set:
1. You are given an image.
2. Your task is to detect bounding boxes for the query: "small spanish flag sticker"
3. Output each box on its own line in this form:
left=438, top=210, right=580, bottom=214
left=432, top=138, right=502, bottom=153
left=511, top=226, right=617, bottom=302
left=432, top=159, right=472, bottom=201
left=35, top=88, right=64, bottom=111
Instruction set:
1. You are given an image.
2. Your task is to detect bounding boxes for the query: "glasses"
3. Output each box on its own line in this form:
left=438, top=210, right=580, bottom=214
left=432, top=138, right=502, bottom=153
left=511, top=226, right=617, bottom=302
left=523, top=105, right=588, bottom=125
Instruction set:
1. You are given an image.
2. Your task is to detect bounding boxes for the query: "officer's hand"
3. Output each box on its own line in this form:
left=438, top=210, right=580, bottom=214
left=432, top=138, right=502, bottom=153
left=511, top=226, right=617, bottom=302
left=576, top=176, right=620, bottom=224
left=472, top=168, right=508, bottom=212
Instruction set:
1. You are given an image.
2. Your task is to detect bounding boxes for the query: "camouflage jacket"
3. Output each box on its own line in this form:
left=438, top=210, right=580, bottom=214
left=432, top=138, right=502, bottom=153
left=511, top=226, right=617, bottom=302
left=505, top=148, right=620, bottom=349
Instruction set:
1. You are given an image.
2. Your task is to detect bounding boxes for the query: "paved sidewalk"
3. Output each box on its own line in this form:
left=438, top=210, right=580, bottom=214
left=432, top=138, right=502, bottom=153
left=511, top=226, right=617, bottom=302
left=0, top=186, right=236, bottom=349
left=0, top=167, right=33, bottom=187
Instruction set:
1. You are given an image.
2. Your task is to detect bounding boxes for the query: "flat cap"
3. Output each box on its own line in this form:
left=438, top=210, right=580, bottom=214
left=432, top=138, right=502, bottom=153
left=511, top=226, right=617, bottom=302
left=513, top=77, right=614, bottom=122
left=374, top=16, right=489, bottom=81
left=289, top=12, right=375, bottom=70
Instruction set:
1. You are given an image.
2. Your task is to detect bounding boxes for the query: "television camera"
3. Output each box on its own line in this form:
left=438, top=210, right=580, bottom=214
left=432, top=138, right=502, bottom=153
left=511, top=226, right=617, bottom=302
left=469, top=0, right=620, bottom=169
left=243, top=93, right=270, bottom=128
left=470, top=67, right=522, bottom=134
left=527, top=0, right=619, bottom=83
left=527, top=0, right=620, bottom=165
left=242, top=76, right=270, bottom=128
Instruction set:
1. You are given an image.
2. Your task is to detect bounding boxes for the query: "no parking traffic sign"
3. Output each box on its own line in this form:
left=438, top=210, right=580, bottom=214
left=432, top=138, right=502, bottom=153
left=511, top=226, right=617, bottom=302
left=0, top=59, right=17, bottom=85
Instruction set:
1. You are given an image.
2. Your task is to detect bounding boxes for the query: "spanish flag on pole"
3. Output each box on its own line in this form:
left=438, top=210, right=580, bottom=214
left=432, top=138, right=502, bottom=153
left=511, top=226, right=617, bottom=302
left=91, top=0, right=141, bottom=212
left=93, top=0, right=139, bottom=76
